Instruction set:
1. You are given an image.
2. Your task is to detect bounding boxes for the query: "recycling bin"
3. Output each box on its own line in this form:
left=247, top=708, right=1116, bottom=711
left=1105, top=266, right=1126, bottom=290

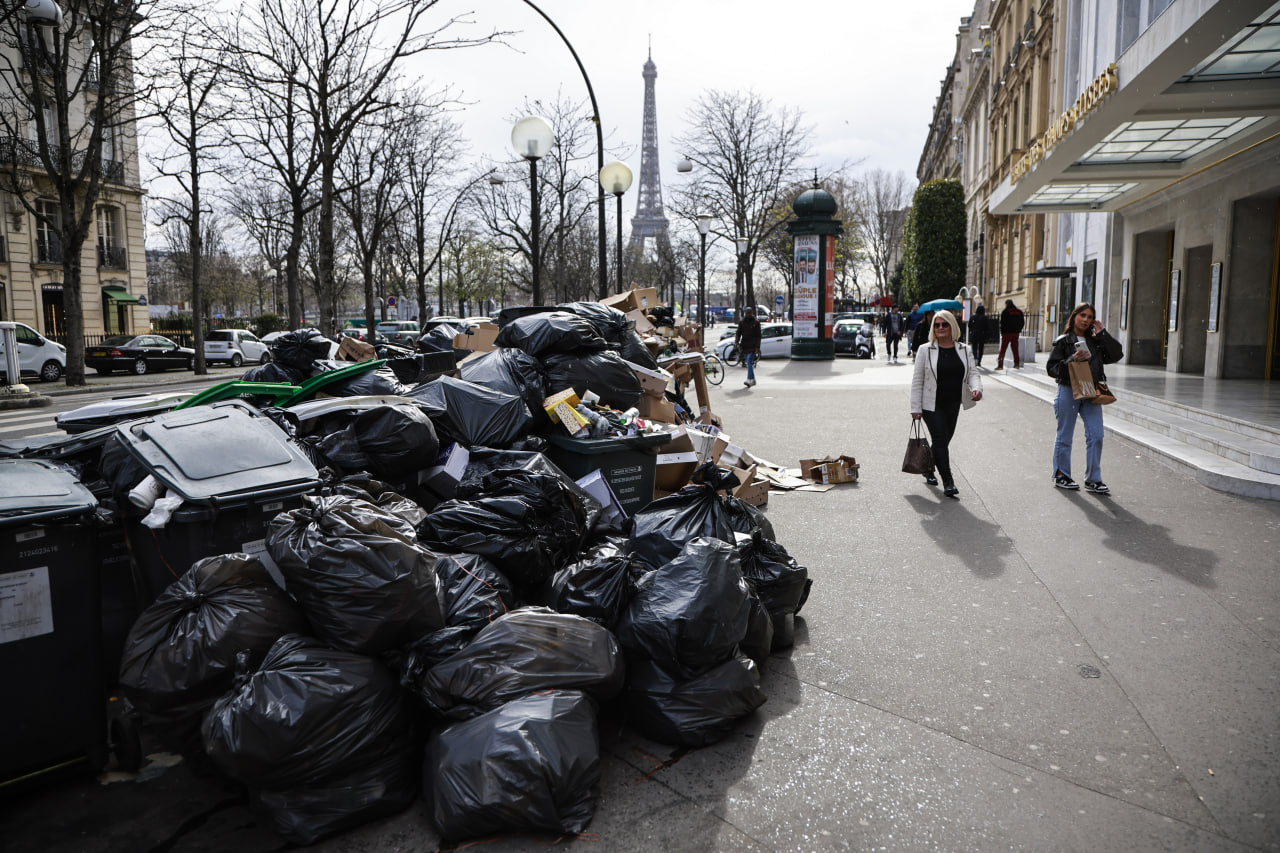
left=114, top=400, right=321, bottom=604
left=0, top=460, right=105, bottom=786
left=545, top=433, right=669, bottom=517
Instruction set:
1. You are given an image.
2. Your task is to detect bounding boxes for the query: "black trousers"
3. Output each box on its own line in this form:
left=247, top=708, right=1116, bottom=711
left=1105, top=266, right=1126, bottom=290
left=921, top=401, right=961, bottom=484
left=972, top=340, right=986, bottom=364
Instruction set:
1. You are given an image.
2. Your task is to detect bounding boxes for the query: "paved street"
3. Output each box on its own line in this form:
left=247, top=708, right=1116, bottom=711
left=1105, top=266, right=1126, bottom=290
left=2, top=355, right=1277, bottom=852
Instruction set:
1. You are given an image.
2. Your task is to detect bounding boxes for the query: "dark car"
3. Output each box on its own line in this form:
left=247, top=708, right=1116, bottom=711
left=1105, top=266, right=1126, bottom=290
left=84, top=334, right=195, bottom=375
left=833, top=319, right=864, bottom=354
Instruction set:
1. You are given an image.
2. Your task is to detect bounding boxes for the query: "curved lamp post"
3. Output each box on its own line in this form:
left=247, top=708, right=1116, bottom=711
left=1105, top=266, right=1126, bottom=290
left=735, top=235, right=748, bottom=315
left=599, top=160, right=632, bottom=295
left=696, top=213, right=713, bottom=325
left=512, top=116, right=554, bottom=305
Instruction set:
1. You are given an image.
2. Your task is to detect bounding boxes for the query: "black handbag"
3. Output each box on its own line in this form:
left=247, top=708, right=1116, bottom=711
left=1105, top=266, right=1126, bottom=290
left=901, top=420, right=934, bottom=475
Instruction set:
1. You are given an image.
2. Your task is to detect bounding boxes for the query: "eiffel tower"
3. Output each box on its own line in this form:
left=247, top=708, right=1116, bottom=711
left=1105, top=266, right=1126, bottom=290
left=629, top=49, right=671, bottom=254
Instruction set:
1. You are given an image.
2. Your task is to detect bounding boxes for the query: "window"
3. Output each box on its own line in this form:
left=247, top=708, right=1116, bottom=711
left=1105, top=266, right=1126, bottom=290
left=36, top=199, right=62, bottom=264
left=97, top=205, right=126, bottom=268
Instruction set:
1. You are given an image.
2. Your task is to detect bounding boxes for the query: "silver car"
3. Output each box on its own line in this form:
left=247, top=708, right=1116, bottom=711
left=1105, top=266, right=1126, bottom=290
left=204, top=329, right=270, bottom=367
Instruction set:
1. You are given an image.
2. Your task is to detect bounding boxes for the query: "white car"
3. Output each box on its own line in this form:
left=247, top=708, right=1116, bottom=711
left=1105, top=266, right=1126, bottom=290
left=0, top=322, right=66, bottom=383
left=714, top=322, right=793, bottom=360
left=204, top=329, right=270, bottom=367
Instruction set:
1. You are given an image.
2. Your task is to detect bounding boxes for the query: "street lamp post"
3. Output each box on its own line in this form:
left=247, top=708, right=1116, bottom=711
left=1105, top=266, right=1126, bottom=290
left=599, top=160, right=632, bottom=295
left=511, top=117, right=554, bottom=305
left=697, top=214, right=713, bottom=326
left=735, top=236, right=748, bottom=315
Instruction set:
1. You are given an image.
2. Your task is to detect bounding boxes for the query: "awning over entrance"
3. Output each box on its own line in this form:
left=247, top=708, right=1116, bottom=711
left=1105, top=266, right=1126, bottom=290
left=103, top=285, right=141, bottom=303
left=1022, top=266, right=1077, bottom=279
left=990, top=1, right=1280, bottom=214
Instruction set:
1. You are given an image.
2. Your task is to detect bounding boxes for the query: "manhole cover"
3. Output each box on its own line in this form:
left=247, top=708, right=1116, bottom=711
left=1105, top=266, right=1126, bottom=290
left=1078, top=664, right=1102, bottom=678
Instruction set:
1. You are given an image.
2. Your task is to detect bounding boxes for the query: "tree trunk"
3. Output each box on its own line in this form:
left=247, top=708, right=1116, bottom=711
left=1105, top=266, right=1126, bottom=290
left=317, top=154, right=337, bottom=335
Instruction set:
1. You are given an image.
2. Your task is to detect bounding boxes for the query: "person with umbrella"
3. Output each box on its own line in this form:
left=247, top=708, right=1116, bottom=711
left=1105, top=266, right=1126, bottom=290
left=910, top=309, right=983, bottom=498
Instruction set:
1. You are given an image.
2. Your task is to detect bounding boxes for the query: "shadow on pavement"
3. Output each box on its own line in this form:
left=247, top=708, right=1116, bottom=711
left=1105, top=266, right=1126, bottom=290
left=1069, top=494, right=1219, bottom=589
left=903, top=492, right=1015, bottom=579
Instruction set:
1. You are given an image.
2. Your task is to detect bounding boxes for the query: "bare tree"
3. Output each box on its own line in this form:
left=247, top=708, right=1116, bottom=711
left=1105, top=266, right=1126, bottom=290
left=395, top=103, right=462, bottom=321
left=671, top=90, right=812, bottom=311
left=0, top=0, right=170, bottom=383
left=858, top=168, right=913, bottom=297
left=148, top=24, right=233, bottom=373
left=225, top=178, right=291, bottom=315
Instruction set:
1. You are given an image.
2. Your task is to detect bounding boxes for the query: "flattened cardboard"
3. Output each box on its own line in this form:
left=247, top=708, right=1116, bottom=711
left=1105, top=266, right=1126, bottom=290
left=452, top=322, right=499, bottom=353
left=338, top=335, right=376, bottom=362
left=420, top=442, right=470, bottom=498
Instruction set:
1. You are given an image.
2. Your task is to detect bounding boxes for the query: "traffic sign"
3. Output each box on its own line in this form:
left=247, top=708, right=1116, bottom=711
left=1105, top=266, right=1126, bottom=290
left=387, top=296, right=397, bottom=307
left=775, top=295, right=785, bottom=307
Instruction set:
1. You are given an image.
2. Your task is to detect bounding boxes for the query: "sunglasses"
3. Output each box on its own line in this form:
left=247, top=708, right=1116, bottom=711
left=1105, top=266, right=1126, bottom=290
left=933, top=322, right=949, bottom=328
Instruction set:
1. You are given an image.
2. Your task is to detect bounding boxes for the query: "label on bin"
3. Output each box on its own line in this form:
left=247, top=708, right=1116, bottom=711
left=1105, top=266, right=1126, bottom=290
left=0, top=567, right=55, bottom=644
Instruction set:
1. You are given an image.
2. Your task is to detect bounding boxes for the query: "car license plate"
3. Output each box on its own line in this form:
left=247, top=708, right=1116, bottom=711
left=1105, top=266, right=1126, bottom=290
left=92, top=350, right=107, bottom=357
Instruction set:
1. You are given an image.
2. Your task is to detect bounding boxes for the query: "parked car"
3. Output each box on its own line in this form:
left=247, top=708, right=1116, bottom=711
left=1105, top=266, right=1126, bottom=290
left=85, top=335, right=195, bottom=375
left=714, top=322, right=793, bottom=360
left=0, top=321, right=66, bottom=383
left=204, top=329, right=270, bottom=367
left=832, top=319, right=864, bottom=354
left=374, top=320, right=421, bottom=347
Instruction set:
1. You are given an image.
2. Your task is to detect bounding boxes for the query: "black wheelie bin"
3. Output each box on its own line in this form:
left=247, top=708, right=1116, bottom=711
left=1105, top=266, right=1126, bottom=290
left=0, top=459, right=106, bottom=788
left=114, top=400, right=322, bottom=604
left=544, top=432, right=669, bottom=517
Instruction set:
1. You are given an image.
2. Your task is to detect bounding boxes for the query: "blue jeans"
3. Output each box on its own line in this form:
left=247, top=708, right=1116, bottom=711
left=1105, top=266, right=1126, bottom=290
left=1053, top=383, right=1104, bottom=481
left=744, top=352, right=757, bottom=382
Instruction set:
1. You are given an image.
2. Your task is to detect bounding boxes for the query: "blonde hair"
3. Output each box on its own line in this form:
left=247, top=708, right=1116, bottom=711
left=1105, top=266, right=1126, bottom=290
left=928, top=309, right=961, bottom=344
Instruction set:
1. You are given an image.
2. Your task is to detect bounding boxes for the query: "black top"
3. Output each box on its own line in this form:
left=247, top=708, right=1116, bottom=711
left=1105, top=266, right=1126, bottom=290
left=935, top=346, right=965, bottom=408
left=736, top=316, right=762, bottom=353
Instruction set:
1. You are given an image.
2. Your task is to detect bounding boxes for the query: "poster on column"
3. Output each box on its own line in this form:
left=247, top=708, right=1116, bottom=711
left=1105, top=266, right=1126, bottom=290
left=824, top=235, right=836, bottom=337
left=793, top=234, right=819, bottom=339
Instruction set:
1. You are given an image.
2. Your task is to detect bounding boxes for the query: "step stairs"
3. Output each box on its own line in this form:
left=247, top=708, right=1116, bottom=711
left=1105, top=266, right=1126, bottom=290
left=989, top=367, right=1280, bottom=501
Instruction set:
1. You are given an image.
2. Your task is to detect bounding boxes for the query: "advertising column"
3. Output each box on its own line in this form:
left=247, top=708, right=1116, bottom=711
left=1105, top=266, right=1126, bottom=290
left=793, top=235, right=819, bottom=340
left=786, top=184, right=842, bottom=360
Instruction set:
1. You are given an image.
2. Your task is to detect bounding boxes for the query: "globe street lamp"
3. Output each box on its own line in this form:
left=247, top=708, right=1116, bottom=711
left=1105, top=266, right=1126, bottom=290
left=511, top=116, right=554, bottom=305
left=599, top=160, right=632, bottom=295
left=696, top=213, right=713, bottom=326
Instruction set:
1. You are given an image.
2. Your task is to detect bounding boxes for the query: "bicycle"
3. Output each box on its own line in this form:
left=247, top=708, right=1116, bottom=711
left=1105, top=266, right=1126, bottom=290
left=719, top=344, right=741, bottom=366
left=702, top=353, right=725, bottom=385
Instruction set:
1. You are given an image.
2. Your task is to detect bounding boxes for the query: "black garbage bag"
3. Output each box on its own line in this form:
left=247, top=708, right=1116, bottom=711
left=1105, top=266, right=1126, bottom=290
left=738, top=534, right=812, bottom=650
left=267, top=495, right=445, bottom=654
left=416, top=324, right=459, bottom=353
left=314, top=403, right=439, bottom=480
left=117, top=553, right=310, bottom=750
left=461, top=448, right=609, bottom=538
left=623, top=654, right=766, bottom=747
left=541, top=350, right=643, bottom=411
left=386, top=351, right=456, bottom=385
left=98, top=432, right=150, bottom=515
left=616, top=537, right=751, bottom=680
left=240, top=361, right=306, bottom=385
left=435, top=551, right=515, bottom=629
left=739, top=584, right=775, bottom=667
left=426, top=689, right=601, bottom=842
left=405, top=376, right=534, bottom=449
left=413, top=608, right=623, bottom=720
left=417, top=468, right=589, bottom=592
left=618, top=330, right=659, bottom=370
left=313, top=366, right=408, bottom=398
left=494, top=311, right=607, bottom=357
left=203, top=634, right=419, bottom=846
left=648, top=305, right=676, bottom=327
left=627, top=484, right=736, bottom=572
left=541, top=537, right=638, bottom=629
left=399, top=625, right=480, bottom=679
left=723, top=494, right=776, bottom=541
left=458, top=347, right=547, bottom=415
left=270, top=328, right=334, bottom=371
left=557, top=301, right=630, bottom=342
left=328, top=474, right=428, bottom=527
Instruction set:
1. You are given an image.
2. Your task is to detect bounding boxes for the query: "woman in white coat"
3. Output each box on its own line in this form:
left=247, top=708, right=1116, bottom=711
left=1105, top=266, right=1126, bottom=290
left=910, top=310, right=983, bottom=498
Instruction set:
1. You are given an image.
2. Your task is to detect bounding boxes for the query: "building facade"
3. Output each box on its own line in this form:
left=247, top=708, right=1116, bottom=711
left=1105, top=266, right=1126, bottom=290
left=0, top=10, right=148, bottom=344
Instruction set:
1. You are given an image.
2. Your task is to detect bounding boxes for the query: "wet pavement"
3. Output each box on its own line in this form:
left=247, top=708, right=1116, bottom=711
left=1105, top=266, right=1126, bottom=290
left=2, top=355, right=1277, bottom=852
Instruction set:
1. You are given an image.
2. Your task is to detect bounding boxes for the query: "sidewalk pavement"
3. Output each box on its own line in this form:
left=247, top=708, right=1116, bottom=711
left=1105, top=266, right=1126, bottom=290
left=2, top=356, right=1277, bottom=852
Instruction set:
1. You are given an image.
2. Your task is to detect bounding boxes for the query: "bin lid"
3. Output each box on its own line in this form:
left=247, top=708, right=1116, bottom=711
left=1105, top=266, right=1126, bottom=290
left=546, top=432, right=671, bottom=453
left=115, top=400, right=319, bottom=506
left=0, top=459, right=98, bottom=526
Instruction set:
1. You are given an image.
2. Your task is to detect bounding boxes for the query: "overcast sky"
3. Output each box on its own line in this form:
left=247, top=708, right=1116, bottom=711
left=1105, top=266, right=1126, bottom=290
left=413, top=0, right=969, bottom=202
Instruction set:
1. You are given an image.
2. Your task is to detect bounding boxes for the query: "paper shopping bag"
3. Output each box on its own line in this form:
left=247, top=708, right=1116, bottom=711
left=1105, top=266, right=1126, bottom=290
left=1068, top=361, right=1098, bottom=401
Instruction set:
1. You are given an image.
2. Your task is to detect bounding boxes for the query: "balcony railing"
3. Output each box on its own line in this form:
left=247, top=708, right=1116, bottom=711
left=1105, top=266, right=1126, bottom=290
left=98, top=244, right=127, bottom=269
left=0, top=136, right=126, bottom=185
left=37, top=235, right=63, bottom=264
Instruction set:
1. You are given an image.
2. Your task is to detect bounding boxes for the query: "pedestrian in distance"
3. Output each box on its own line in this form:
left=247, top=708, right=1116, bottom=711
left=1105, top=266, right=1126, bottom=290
left=968, top=304, right=991, bottom=367
left=735, top=306, right=762, bottom=388
left=1046, top=302, right=1124, bottom=494
left=911, top=310, right=934, bottom=355
left=997, top=299, right=1025, bottom=369
left=881, top=309, right=903, bottom=363
left=910, top=310, right=983, bottom=498
left=906, top=303, right=923, bottom=355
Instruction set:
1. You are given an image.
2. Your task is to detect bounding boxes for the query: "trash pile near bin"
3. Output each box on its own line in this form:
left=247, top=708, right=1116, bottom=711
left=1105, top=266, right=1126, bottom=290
left=0, top=293, right=813, bottom=846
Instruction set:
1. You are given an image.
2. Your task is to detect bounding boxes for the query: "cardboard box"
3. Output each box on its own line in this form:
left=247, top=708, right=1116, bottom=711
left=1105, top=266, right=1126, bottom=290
left=654, top=451, right=698, bottom=491
left=800, top=455, right=860, bottom=485
left=685, top=427, right=728, bottom=466
left=719, top=441, right=747, bottom=468
left=728, top=463, right=770, bottom=507
left=636, top=393, right=677, bottom=423
left=452, top=322, right=500, bottom=353
left=420, top=443, right=470, bottom=498
left=631, top=287, right=660, bottom=311
left=626, top=309, right=655, bottom=335
left=338, top=335, right=376, bottom=362
left=575, top=469, right=627, bottom=530
left=543, top=389, right=590, bottom=436
left=624, top=360, right=673, bottom=397
left=601, top=286, right=661, bottom=314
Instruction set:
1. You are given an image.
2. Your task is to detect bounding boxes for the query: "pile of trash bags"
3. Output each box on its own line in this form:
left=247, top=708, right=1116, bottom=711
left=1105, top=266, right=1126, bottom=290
left=60, top=317, right=813, bottom=847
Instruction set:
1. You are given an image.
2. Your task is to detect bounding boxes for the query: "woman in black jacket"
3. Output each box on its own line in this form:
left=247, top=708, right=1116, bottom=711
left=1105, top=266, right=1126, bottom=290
left=1046, top=302, right=1123, bottom=493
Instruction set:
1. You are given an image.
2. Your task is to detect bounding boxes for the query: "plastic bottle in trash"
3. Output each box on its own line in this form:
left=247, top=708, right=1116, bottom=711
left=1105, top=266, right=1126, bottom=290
left=575, top=404, right=610, bottom=438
